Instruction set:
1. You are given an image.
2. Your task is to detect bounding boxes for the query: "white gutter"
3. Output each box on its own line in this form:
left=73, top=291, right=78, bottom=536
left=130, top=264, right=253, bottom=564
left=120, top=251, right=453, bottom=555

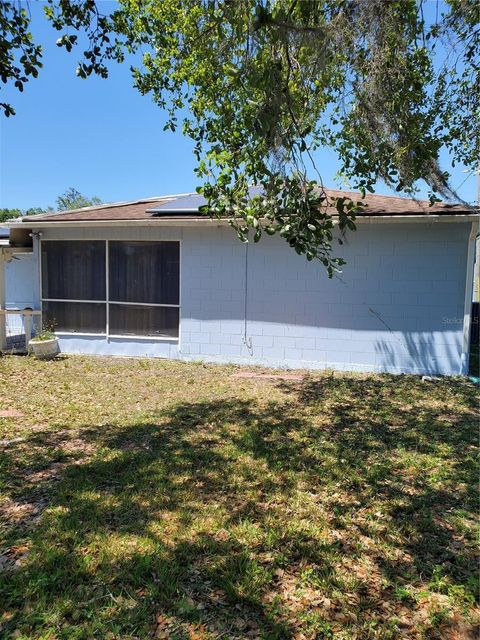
left=460, top=220, right=479, bottom=375
left=6, top=213, right=480, bottom=230
left=7, top=218, right=228, bottom=229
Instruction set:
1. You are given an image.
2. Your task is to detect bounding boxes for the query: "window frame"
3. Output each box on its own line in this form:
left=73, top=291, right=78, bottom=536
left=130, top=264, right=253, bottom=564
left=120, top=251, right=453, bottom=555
left=40, top=238, right=181, bottom=341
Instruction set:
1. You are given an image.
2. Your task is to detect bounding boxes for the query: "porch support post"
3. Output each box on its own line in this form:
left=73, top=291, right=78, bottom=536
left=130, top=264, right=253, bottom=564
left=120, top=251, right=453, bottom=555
left=461, top=221, right=479, bottom=375
left=0, top=251, right=6, bottom=350
left=24, top=312, right=33, bottom=351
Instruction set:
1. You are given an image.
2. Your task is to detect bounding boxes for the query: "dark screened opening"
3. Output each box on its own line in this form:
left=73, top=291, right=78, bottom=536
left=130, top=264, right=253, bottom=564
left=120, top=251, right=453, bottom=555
left=109, top=304, right=179, bottom=338
left=41, top=240, right=180, bottom=337
left=109, top=241, right=179, bottom=305
left=41, top=241, right=106, bottom=300
left=43, top=301, right=106, bottom=334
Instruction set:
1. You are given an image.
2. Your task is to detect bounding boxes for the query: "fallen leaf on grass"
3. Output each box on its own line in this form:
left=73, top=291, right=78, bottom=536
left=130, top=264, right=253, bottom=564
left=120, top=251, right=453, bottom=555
left=234, top=617, right=246, bottom=629
left=154, top=614, right=176, bottom=639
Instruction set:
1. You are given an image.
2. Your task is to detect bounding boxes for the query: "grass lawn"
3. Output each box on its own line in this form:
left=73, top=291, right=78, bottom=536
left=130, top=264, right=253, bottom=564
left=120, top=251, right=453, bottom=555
left=0, top=356, right=478, bottom=640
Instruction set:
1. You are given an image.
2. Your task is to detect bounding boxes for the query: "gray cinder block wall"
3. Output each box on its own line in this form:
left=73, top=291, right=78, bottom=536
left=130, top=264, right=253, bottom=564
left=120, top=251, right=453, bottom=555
left=30, top=221, right=471, bottom=375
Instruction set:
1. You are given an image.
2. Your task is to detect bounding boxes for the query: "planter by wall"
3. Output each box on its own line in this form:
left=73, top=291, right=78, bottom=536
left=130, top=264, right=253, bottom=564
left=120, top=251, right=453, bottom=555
left=29, top=337, right=59, bottom=359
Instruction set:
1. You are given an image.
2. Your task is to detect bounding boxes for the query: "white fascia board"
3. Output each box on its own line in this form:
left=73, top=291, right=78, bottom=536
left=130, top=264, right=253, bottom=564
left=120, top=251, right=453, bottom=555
left=6, top=218, right=227, bottom=229
left=354, top=214, right=480, bottom=223
left=5, top=213, right=479, bottom=230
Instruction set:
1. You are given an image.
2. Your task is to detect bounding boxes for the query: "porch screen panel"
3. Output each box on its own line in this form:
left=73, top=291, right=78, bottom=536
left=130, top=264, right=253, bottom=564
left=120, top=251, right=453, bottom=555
left=109, top=241, right=179, bottom=305
left=43, top=301, right=106, bottom=334
left=109, top=304, right=179, bottom=338
left=41, top=239, right=180, bottom=337
left=41, top=241, right=106, bottom=300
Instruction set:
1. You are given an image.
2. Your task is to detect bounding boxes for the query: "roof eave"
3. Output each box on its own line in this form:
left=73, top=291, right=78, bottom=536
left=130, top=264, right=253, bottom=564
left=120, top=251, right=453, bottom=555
left=4, top=212, right=479, bottom=229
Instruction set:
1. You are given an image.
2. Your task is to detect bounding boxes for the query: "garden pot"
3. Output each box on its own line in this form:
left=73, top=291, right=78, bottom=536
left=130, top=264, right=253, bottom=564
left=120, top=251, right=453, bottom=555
left=29, top=337, right=59, bottom=359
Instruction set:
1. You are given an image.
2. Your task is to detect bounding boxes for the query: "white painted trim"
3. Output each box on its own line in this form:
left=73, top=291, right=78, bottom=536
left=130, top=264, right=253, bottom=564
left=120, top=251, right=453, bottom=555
left=56, top=331, right=178, bottom=342
left=460, top=221, right=479, bottom=375
left=107, top=334, right=178, bottom=342
left=9, top=219, right=226, bottom=229
left=0, top=245, right=33, bottom=254
left=355, top=214, right=479, bottom=223
left=0, top=253, right=6, bottom=349
left=42, top=298, right=107, bottom=304
left=39, top=237, right=182, bottom=243
left=39, top=236, right=44, bottom=331
left=43, top=300, right=181, bottom=308
left=108, top=301, right=180, bottom=308
left=178, top=238, right=183, bottom=352
left=0, top=309, right=42, bottom=315
left=474, top=235, right=480, bottom=303
left=24, top=314, right=32, bottom=348
left=6, top=213, right=479, bottom=231
left=105, top=239, right=110, bottom=338
left=54, top=332, right=105, bottom=337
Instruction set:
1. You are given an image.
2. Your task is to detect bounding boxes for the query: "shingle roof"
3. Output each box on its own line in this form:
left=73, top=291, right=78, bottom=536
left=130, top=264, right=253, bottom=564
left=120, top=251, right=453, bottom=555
left=21, top=189, right=476, bottom=223
left=25, top=198, right=171, bottom=222
left=309, top=189, right=475, bottom=216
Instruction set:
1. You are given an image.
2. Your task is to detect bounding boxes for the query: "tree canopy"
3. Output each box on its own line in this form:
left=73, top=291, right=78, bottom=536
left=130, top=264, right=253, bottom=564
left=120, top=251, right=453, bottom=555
left=1, top=0, right=478, bottom=273
left=0, top=208, right=23, bottom=224
left=56, top=187, right=102, bottom=211
left=0, top=188, right=102, bottom=222
left=0, top=207, right=55, bottom=222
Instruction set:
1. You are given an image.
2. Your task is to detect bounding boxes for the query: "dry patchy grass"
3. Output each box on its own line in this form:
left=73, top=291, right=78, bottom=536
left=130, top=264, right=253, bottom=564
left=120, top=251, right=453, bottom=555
left=0, top=355, right=478, bottom=639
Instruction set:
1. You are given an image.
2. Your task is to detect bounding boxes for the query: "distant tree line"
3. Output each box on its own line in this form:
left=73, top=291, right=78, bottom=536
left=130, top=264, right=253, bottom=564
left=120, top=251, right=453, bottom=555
left=0, top=188, right=102, bottom=223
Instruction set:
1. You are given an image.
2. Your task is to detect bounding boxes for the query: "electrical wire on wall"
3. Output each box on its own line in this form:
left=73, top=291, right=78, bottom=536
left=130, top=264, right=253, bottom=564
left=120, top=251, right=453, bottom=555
left=243, top=240, right=253, bottom=355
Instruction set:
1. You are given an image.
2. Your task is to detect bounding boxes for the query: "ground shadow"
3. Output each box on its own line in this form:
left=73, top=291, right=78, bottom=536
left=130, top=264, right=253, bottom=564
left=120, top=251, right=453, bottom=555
left=1, top=374, right=478, bottom=638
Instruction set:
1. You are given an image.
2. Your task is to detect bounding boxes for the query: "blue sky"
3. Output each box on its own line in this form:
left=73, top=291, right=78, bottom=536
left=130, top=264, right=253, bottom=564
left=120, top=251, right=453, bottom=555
left=0, top=1, right=477, bottom=210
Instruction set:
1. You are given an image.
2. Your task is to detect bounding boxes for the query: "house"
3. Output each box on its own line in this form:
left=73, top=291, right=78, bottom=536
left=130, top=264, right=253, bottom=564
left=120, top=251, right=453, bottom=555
left=4, top=189, right=479, bottom=375
left=1, top=224, right=39, bottom=350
